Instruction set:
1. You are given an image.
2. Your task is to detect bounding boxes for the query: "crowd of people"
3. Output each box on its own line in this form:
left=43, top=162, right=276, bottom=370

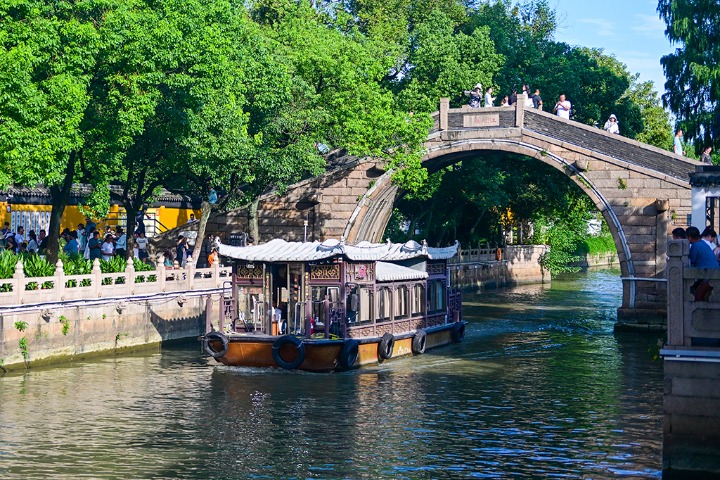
left=672, top=226, right=720, bottom=301
left=2, top=213, right=222, bottom=270
left=2, top=223, right=45, bottom=254
left=465, top=82, right=716, bottom=163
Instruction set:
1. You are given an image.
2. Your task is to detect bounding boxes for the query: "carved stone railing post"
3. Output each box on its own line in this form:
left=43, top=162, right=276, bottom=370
left=125, top=258, right=135, bottom=295
left=186, top=256, right=195, bottom=289
left=515, top=93, right=526, bottom=127
left=91, top=259, right=102, bottom=298
left=439, top=98, right=449, bottom=130
left=55, top=259, right=65, bottom=300
left=13, top=260, right=24, bottom=304
left=212, top=261, right=220, bottom=287
left=158, top=257, right=167, bottom=291
left=666, top=239, right=688, bottom=346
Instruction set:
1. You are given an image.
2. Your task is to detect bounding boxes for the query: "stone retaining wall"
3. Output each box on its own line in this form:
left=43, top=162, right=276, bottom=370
left=450, top=245, right=547, bottom=290
left=0, top=293, right=220, bottom=372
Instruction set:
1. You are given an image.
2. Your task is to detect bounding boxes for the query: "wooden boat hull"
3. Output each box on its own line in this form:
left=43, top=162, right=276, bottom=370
left=202, top=322, right=465, bottom=372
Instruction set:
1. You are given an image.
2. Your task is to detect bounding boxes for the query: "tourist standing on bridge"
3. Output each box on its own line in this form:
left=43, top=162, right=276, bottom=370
left=687, top=227, right=718, bottom=268
left=522, top=85, right=534, bottom=107
left=673, top=129, right=685, bottom=156
left=63, top=231, right=80, bottom=257
left=604, top=114, right=619, bottom=134
left=508, top=88, right=517, bottom=106
left=37, top=229, right=47, bottom=254
left=553, top=94, right=571, bottom=119
left=88, top=231, right=102, bottom=260
left=101, top=234, right=115, bottom=261
left=484, top=87, right=495, bottom=107
left=531, top=89, right=543, bottom=110
left=464, top=84, right=483, bottom=108
left=176, top=235, right=189, bottom=268
left=701, top=146, right=713, bottom=164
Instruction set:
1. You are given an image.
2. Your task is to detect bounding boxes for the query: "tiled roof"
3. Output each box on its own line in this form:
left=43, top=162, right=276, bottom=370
left=690, top=166, right=720, bottom=187
left=1, top=184, right=201, bottom=203
left=217, top=238, right=458, bottom=262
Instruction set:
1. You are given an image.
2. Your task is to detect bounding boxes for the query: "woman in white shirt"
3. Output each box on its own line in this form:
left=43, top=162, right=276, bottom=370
left=101, top=234, right=115, bottom=261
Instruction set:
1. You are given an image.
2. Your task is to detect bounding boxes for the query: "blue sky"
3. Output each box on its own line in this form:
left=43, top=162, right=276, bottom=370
left=550, top=0, right=674, bottom=95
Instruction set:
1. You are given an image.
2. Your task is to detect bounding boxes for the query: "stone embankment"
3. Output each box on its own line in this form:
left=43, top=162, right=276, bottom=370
left=449, top=245, right=548, bottom=290
left=0, top=259, right=228, bottom=372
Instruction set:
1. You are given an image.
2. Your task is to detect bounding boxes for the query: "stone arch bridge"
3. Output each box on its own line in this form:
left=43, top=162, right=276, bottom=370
left=201, top=97, right=697, bottom=330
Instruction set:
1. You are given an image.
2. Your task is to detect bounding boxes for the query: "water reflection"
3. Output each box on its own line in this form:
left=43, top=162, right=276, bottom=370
left=0, top=269, right=663, bottom=478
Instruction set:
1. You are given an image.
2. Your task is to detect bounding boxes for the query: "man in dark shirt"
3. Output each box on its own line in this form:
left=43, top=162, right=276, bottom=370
left=532, top=89, right=543, bottom=110
left=687, top=227, right=719, bottom=268
left=88, top=231, right=102, bottom=260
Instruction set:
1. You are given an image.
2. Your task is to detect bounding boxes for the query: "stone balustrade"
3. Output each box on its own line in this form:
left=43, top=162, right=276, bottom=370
left=0, top=257, right=232, bottom=307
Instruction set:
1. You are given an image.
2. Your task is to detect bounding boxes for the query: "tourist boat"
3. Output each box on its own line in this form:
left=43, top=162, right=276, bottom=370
left=200, top=238, right=465, bottom=371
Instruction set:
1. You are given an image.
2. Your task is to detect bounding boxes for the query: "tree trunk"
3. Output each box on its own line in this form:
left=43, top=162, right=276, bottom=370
left=518, top=220, right=524, bottom=244
left=248, top=197, right=260, bottom=242
left=123, top=202, right=138, bottom=260
left=189, top=200, right=212, bottom=268
left=46, top=153, right=77, bottom=264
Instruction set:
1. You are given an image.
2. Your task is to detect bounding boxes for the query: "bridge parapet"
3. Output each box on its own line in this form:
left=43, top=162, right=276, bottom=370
left=434, top=97, right=696, bottom=182
left=523, top=109, right=695, bottom=181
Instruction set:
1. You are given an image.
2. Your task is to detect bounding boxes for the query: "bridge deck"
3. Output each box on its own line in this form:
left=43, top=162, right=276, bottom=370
left=430, top=106, right=697, bottom=182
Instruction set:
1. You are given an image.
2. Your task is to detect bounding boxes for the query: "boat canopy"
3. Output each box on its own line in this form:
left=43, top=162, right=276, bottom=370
left=375, top=261, right=428, bottom=282
left=217, top=238, right=458, bottom=263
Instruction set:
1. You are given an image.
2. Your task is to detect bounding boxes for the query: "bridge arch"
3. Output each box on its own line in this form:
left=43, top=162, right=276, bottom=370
left=341, top=98, right=697, bottom=329
left=345, top=138, right=635, bottom=281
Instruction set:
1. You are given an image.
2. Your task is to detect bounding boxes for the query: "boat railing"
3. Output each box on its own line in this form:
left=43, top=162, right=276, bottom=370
left=309, top=298, right=344, bottom=338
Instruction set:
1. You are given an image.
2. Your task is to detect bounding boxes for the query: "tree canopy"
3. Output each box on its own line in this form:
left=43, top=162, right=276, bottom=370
left=658, top=0, right=720, bottom=154
left=0, top=0, right=676, bottom=266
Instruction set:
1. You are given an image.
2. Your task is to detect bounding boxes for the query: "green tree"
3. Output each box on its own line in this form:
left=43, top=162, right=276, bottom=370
left=0, top=0, right=112, bottom=261
left=394, top=9, right=503, bottom=113
left=658, top=0, right=720, bottom=154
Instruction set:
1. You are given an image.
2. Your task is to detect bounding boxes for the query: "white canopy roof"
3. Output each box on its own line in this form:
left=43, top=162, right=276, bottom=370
left=375, top=262, right=428, bottom=282
left=217, top=238, right=458, bottom=263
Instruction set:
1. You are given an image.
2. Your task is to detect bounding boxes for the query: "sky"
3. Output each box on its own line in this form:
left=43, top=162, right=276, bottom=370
left=549, top=0, right=675, bottom=95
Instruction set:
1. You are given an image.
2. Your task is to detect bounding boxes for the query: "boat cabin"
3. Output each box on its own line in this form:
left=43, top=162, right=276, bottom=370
left=216, top=238, right=461, bottom=339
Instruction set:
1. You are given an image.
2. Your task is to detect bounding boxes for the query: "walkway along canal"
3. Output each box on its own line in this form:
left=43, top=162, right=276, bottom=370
left=0, top=269, right=666, bottom=478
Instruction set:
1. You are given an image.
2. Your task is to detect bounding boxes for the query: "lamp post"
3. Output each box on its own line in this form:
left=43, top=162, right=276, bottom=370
left=303, top=220, right=308, bottom=243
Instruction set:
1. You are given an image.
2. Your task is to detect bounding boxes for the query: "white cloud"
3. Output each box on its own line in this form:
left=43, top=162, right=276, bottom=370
left=577, top=18, right=616, bottom=37
left=631, top=14, right=666, bottom=38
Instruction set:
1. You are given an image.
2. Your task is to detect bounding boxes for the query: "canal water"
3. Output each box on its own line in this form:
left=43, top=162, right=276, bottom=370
left=0, top=269, right=664, bottom=479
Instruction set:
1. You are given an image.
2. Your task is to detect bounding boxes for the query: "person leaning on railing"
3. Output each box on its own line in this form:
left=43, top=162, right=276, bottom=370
left=686, top=226, right=719, bottom=301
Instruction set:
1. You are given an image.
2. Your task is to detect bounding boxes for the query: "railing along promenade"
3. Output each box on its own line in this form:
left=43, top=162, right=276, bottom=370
left=0, top=257, right=232, bottom=309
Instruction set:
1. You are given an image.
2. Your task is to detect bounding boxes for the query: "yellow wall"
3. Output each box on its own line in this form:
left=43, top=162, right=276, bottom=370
left=2, top=202, right=200, bottom=235
left=156, top=205, right=201, bottom=230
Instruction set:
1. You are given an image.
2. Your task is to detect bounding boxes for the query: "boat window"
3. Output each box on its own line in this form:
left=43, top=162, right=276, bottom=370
left=412, top=283, right=425, bottom=315
left=377, top=287, right=391, bottom=322
left=359, top=286, right=373, bottom=325
left=428, top=280, right=445, bottom=313
left=347, top=285, right=373, bottom=326
left=394, top=286, right=408, bottom=319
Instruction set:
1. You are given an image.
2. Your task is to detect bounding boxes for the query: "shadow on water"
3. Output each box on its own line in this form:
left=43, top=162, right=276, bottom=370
left=0, top=269, right=664, bottom=479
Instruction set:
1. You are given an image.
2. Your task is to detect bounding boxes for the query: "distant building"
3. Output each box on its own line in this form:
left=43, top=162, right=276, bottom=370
left=1, top=184, right=202, bottom=238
